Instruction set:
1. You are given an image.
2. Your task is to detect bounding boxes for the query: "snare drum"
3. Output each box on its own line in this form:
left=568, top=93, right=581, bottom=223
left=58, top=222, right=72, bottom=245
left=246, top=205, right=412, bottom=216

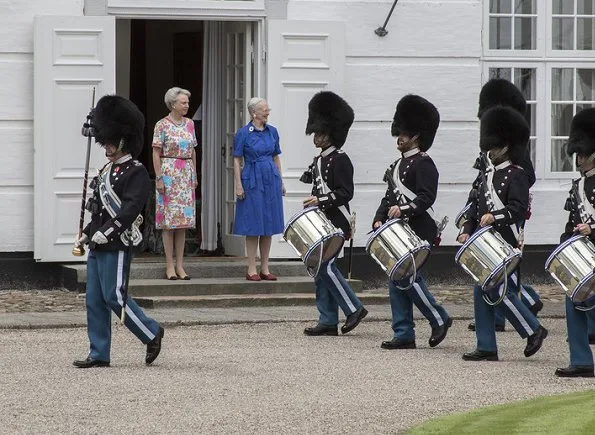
left=283, top=207, right=345, bottom=277
left=455, top=226, right=521, bottom=293
left=545, top=235, right=595, bottom=310
left=366, top=219, right=431, bottom=282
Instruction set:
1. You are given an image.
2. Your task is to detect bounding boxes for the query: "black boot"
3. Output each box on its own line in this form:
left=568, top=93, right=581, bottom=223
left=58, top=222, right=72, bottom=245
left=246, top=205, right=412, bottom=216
left=524, top=326, right=548, bottom=357
left=529, top=300, right=544, bottom=316
left=146, top=326, right=164, bottom=365
left=468, top=322, right=504, bottom=332
left=462, top=349, right=499, bottom=361
left=555, top=365, right=594, bottom=377
left=304, top=324, right=338, bottom=336
left=381, top=338, right=416, bottom=350
left=341, top=306, right=368, bottom=334
left=429, top=317, right=453, bottom=348
left=73, top=357, right=110, bottom=368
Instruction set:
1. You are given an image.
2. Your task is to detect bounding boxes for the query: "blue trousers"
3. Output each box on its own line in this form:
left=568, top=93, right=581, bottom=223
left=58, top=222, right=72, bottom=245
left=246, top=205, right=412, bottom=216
left=86, top=250, right=161, bottom=361
left=565, top=297, right=594, bottom=367
left=493, top=283, right=541, bottom=327
left=588, top=309, right=595, bottom=336
left=315, top=258, right=362, bottom=326
left=474, top=277, right=540, bottom=352
left=389, top=274, right=449, bottom=341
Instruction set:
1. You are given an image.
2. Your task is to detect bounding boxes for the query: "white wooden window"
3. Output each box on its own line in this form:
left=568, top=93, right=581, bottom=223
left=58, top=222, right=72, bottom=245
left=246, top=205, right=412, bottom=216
left=485, top=1, right=595, bottom=179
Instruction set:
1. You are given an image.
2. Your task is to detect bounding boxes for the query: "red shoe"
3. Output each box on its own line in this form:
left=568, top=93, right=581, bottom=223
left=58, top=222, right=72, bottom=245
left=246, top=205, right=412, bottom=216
left=259, top=272, right=278, bottom=281
left=246, top=273, right=262, bottom=281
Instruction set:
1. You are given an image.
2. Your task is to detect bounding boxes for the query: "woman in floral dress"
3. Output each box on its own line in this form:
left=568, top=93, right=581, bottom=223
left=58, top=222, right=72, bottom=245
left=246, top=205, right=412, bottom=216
left=152, top=87, right=198, bottom=280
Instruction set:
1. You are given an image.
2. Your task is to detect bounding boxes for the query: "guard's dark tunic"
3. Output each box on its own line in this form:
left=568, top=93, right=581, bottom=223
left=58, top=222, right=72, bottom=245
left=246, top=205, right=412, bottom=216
left=373, top=150, right=438, bottom=244
left=83, top=158, right=150, bottom=251
left=561, top=173, right=595, bottom=243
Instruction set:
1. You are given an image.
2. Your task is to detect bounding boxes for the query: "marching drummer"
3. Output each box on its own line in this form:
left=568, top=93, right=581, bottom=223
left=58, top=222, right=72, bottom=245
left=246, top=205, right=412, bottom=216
left=373, top=95, right=453, bottom=350
left=299, top=91, right=368, bottom=336
left=458, top=105, right=547, bottom=362
left=462, top=79, right=544, bottom=334
left=555, top=108, right=595, bottom=378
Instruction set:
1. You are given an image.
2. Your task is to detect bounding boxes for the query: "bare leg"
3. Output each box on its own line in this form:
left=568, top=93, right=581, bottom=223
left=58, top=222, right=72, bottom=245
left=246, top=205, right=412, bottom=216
left=174, top=228, right=187, bottom=278
left=162, top=229, right=175, bottom=278
left=246, top=236, right=259, bottom=276
left=259, top=236, right=272, bottom=275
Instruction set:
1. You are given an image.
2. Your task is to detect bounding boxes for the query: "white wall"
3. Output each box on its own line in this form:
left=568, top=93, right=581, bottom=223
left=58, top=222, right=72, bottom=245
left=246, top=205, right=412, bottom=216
left=0, top=0, right=84, bottom=252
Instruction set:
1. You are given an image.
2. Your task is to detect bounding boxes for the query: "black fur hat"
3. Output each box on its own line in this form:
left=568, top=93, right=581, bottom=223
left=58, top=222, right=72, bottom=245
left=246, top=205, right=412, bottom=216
left=567, top=108, right=595, bottom=157
left=93, top=95, right=145, bottom=158
left=391, top=94, right=440, bottom=152
left=305, top=91, right=354, bottom=148
left=480, top=105, right=529, bottom=165
left=477, top=78, right=527, bottom=118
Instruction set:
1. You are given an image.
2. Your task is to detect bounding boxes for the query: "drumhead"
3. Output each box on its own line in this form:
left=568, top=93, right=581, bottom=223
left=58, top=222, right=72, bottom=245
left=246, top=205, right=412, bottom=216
left=572, top=272, right=595, bottom=303
left=388, top=243, right=431, bottom=282
left=303, top=233, right=345, bottom=270
left=483, top=253, right=521, bottom=291
left=544, top=234, right=586, bottom=269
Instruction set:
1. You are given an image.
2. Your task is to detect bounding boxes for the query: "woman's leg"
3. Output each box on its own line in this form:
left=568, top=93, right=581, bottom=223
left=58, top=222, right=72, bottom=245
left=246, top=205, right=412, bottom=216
left=246, top=236, right=259, bottom=276
left=162, top=229, right=175, bottom=278
left=258, top=236, right=272, bottom=274
left=174, top=228, right=187, bottom=277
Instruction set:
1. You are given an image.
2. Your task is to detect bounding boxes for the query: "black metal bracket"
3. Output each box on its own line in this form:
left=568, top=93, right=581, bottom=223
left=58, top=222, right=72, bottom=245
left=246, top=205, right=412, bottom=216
left=375, top=0, right=400, bottom=37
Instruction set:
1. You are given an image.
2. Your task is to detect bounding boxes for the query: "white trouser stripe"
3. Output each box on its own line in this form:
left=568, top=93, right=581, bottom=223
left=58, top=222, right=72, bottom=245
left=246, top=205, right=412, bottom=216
left=326, top=259, right=356, bottom=313
left=115, top=251, right=155, bottom=340
left=502, top=293, right=534, bottom=336
left=413, top=282, right=443, bottom=326
left=510, top=273, right=536, bottom=305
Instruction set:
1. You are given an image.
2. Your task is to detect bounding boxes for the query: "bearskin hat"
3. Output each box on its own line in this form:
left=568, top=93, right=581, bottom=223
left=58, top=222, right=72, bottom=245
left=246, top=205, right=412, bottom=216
left=305, top=91, right=354, bottom=148
left=391, top=94, right=440, bottom=152
left=93, top=95, right=145, bottom=158
left=477, top=78, right=527, bottom=118
left=480, top=105, right=529, bottom=165
left=566, top=108, right=595, bottom=157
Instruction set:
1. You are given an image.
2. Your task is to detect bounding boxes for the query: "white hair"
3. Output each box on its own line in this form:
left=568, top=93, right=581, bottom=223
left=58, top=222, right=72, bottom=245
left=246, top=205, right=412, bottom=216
left=164, top=87, right=191, bottom=111
left=247, top=97, right=267, bottom=116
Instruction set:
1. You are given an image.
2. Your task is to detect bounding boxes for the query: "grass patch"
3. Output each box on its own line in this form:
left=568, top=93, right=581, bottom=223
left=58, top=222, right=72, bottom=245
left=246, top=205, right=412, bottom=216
left=407, top=390, right=595, bottom=434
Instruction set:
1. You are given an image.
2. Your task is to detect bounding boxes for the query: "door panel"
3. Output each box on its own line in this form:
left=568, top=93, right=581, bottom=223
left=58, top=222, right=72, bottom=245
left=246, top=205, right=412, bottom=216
left=266, top=20, right=345, bottom=258
left=34, top=16, right=115, bottom=261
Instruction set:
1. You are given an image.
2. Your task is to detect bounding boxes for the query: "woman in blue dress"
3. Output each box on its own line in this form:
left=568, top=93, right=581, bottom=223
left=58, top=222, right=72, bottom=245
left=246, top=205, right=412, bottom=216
left=233, top=97, right=285, bottom=281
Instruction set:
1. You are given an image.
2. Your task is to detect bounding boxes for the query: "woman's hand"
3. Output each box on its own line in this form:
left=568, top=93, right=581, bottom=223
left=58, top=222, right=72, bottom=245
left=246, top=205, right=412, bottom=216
left=236, top=184, right=245, bottom=200
left=282, top=183, right=286, bottom=196
left=388, top=205, right=401, bottom=218
left=479, top=213, right=495, bottom=227
left=457, top=233, right=470, bottom=244
left=303, top=196, right=319, bottom=207
left=156, top=178, right=165, bottom=194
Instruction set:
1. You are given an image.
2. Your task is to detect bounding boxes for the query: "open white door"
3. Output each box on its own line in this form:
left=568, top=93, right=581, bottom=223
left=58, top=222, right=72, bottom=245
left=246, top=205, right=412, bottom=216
left=221, top=22, right=253, bottom=256
left=267, top=20, right=345, bottom=258
left=34, top=16, right=115, bottom=261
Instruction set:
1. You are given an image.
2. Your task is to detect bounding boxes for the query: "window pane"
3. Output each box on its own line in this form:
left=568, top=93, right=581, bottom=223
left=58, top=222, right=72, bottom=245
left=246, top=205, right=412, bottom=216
left=552, top=68, right=574, bottom=100
left=551, top=104, right=574, bottom=136
left=553, top=18, right=575, bottom=49
left=490, top=17, right=512, bottom=49
left=553, top=0, right=574, bottom=14
left=529, top=138, right=536, bottom=168
left=577, top=18, right=595, bottom=50
left=577, top=103, right=595, bottom=112
left=551, top=140, right=574, bottom=171
left=515, top=0, right=535, bottom=14
left=526, top=103, right=536, bottom=135
left=577, top=69, right=595, bottom=101
left=578, top=0, right=595, bottom=15
left=515, top=68, right=536, bottom=100
left=490, top=0, right=511, bottom=14
left=489, top=68, right=512, bottom=81
left=514, top=17, right=536, bottom=49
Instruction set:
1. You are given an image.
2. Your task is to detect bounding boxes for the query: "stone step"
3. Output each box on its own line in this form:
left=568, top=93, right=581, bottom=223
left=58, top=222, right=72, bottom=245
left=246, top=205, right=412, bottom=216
left=126, top=276, right=358, bottom=297
left=62, top=260, right=309, bottom=291
left=134, top=290, right=385, bottom=309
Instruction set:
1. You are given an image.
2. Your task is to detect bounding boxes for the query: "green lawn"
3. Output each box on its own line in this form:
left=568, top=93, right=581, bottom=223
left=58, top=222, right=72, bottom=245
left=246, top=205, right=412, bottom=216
left=407, top=390, right=595, bottom=434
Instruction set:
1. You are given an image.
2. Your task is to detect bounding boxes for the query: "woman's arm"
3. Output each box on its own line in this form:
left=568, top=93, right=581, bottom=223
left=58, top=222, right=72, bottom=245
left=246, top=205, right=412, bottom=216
left=191, top=148, right=197, bottom=188
left=234, top=156, right=244, bottom=199
left=273, top=155, right=285, bottom=196
left=152, top=147, right=164, bottom=194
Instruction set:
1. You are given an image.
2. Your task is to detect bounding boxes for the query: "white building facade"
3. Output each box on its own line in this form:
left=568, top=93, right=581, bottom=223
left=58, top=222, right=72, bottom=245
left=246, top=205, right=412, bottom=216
left=1, top=0, right=594, bottom=263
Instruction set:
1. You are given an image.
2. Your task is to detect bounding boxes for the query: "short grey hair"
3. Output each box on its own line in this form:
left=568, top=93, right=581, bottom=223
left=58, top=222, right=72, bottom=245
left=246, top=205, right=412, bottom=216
left=164, top=87, right=191, bottom=111
left=247, top=97, right=267, bottom=116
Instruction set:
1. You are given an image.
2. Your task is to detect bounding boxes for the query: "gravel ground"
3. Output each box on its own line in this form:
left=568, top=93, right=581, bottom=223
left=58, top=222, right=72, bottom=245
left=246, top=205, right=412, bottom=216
left=1, top=319, right=593, bottom=434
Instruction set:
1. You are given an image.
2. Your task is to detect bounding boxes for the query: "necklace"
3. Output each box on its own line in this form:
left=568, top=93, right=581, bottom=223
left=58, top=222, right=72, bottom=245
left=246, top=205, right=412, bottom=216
left=169, top=115, right=184, bottom=127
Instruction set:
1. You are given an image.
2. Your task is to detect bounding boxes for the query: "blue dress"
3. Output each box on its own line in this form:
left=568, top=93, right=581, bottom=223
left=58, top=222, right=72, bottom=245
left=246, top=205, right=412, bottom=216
left=233, top=122, right=284, bottom=236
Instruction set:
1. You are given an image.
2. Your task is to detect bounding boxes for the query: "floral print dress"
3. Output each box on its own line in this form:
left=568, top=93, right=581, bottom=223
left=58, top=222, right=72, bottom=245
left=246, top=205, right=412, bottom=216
left=152, top=117, right=197, bottom=229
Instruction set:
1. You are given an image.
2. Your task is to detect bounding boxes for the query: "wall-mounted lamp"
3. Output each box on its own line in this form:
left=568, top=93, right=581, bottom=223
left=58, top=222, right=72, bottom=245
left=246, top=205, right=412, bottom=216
left=374, top=0, right=400, bottom=37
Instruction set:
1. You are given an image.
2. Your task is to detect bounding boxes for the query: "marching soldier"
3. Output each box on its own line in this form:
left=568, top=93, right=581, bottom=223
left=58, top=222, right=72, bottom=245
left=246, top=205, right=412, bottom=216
left=373, top=95, right=452, bottom=350
left=555, top=108, right=595, bottom=377
left=463, top=79, right=543, bottom=333
left=300, top=91, right=368, bottom=336
left=73, top=95, right=164, bottom=368
left=459, top=105, right=547, bottom=361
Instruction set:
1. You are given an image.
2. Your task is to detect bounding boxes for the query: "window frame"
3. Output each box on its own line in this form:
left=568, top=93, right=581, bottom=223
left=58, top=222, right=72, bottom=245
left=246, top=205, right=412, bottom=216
left=547, top=0, right=595, bottom=57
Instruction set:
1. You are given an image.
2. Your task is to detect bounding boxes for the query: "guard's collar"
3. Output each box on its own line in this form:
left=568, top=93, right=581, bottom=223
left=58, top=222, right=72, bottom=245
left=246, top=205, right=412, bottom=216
left=114, top=154, right=132, bottom=165
left=495, top=160, right=511, bottom=170
left=321, top=146, right=337, bottom=157
left=402, top=147, right=420, bottom=158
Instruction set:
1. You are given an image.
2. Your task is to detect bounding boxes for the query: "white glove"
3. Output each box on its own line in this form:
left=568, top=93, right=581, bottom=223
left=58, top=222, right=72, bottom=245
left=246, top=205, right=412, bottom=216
left=91, top=231, right=108, bottom=245
left=74, top=234, right=88, bottom=247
